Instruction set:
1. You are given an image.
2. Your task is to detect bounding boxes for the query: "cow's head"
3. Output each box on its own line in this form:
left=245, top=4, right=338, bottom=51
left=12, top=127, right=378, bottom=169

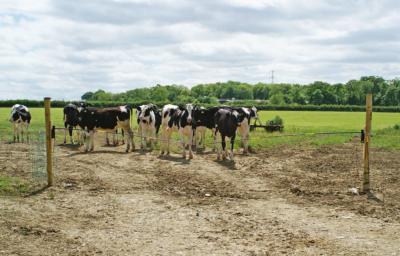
left=77, top=102, right=89, bottom=113
left=250, top=106, right=258, bottom=120
left=185, top=104, right=194, bottom=125
left=137, top=104, right=157, bottom=124
left=64, top=103, right=79, bottom=123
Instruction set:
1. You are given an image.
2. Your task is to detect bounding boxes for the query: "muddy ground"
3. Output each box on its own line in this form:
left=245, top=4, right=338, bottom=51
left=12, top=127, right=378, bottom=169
left=1, top=138, right=400, bottom=255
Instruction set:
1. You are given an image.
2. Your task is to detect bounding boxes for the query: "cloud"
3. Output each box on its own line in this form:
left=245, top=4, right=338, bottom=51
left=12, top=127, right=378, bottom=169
left=0, top=0, right=399, bottom=99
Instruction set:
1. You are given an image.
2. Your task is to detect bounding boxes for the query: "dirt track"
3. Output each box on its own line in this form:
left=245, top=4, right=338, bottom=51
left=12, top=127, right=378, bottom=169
left=1, top=141, right=400, bottom=255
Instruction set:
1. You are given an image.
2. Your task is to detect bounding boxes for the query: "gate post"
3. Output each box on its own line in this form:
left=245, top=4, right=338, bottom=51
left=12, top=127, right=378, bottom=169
left=44, top=97, right=53, bottom=186
left=363, top=94, right=372, bottom=193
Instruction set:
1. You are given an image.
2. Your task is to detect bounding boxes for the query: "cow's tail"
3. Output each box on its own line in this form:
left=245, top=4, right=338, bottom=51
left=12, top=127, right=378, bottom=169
left=125, top=104, right=132, bottom=124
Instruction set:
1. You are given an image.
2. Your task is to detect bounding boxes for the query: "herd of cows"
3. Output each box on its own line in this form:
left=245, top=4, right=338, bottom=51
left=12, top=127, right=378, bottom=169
left=9, top=103, right=258, bottom=160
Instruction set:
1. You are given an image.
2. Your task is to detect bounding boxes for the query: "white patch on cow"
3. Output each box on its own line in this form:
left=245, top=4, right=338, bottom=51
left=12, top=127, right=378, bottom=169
left=120, top=106, right=128, bottom=113
left=251, top=106, right=258, bottom=119
left=232, top=110, right=239, bottom=118
left=185, top=104, right=194, bottom=124
left=241, top=107, right=250, bottom=116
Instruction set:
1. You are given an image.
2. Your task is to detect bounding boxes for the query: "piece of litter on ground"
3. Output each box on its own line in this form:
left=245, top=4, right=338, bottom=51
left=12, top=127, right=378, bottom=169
left=348, top=187, right=359, bottom=195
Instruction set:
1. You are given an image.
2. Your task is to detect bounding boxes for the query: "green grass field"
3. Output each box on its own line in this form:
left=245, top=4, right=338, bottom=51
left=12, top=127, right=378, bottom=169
left=1, top=108, right=399, bottom=149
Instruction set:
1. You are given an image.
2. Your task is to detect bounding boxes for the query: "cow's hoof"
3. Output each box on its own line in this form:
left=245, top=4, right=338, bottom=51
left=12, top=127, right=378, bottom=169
left=189, top=154, right=193, bottom=159
left=166, top=152, right=170, bottom=156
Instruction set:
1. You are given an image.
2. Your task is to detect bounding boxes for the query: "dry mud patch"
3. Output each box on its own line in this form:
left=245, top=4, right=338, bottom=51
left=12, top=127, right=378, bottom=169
left=0, top=141, right=400, bottom=255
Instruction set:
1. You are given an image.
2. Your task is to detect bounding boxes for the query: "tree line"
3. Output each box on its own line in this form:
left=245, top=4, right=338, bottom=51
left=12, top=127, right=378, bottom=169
left=81, top=76, right=400, bottom=106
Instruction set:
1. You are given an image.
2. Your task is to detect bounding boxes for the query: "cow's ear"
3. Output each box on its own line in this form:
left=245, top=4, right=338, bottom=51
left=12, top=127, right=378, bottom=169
left=178, top=104, right=185, bottom=111
left=136, top=106, right=141, bottom=111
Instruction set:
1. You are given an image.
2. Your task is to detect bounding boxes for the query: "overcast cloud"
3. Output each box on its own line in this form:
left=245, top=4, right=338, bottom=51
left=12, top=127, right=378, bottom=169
left=0, top=0, right=399, bottom=100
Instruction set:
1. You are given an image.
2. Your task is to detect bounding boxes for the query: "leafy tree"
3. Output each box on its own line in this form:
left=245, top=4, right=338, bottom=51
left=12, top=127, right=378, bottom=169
left=269, top=93, right=285, bottom=105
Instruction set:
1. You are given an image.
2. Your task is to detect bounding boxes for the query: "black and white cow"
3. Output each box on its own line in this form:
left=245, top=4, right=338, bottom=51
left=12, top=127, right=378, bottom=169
left=160, top=104, right=179, bottom=156
left=9, top=104, right=31, bottom=143
left=235, top=106, right=258, bottom=154
left=193, top=106, right=221, bottom=150
left=77, top=104, right=134, bottom=152
left=136, top=104, right=162, bottom=149
left=160, top=104, right=196, bottom=159
left=214, top=108, right=244, bottom=160
left=63, top=103, right=80, bottom=144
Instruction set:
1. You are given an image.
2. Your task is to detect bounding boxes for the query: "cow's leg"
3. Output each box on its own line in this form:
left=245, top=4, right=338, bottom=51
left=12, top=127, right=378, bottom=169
left=125, top=127, right=134, bottom=152
left=112, top=130, right=116, bottom=146
left=180, top=129, right=186, bottom=159
left=230, top=134, right=236, bottom=160
left=139, top=124, right=144, bottom=149
left=26, top=124, right=30, bottom=143
left=212, top=128, right=217, bottom=152
left=215, top=130, right=221, bottom=160
left=200, top=129, right=206, bottom=149
left=130, top=128, right=135, bottom=151
left=64, top=123, right=67, bottom=144
left=166, top=130, right=171, bottom=155
left=16, top=124, right=20, bottom=143
left=241, top=129, right=249, bottom=154
left=189, top=129, right=194, bottom=159
left=77, top=129, right=83, bottom=145
left=20, top=124, right=25, bottom=143
left=159, top=129, right=165, bottom=155
left=89, top=130, right=95, bottom=151
left=69, top=126, right=74, bottom=144
left=243, top=133, right=249, bottom=154
left=151, top=127, right=156, bottom=150
left=221, top=135, right=227, bottom=160
left=13, top=123, right=16, bottom=143
left=84, top=130, right=90, bottom=152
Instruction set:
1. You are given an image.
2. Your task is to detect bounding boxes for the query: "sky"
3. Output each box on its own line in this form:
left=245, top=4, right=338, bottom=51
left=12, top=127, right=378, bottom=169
left=0, top=0, right=399, bottom=100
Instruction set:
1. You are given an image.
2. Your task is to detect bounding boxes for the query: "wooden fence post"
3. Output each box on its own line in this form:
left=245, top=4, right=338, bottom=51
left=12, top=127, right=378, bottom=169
left=44, top=97, right=53, bottom=186
left=363, top=94, right=372, bottom=193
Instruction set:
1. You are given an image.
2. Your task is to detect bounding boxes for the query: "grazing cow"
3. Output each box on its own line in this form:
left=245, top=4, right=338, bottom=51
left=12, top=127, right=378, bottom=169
left=136, top=104, right=162, bottom=149
left=234, top=106, right=258, bottom=154
left=77, top=104, right=134, bottom=152
left=214, top=108, right=243, bottom=160
left=9, top=104, right=31, bottom=143
left=63, top=103, right=80, bottom=144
